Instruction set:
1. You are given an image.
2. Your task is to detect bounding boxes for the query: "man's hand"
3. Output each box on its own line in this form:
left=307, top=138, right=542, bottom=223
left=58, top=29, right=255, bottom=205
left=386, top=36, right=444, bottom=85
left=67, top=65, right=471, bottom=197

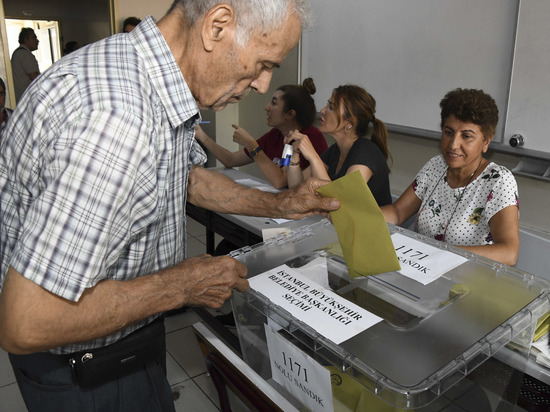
left=0, top=255, right=249, bottom=353
left=168, top=254, right=249, bottom=309
left=274, top=177, right=340, bottom=220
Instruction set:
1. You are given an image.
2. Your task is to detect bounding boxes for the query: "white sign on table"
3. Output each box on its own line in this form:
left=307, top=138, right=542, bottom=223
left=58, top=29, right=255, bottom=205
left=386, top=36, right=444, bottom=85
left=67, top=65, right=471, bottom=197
left=265, top=324, right=334, bottom=412
left=391, top=233, right=468, bottom=284
left=249, top=265, right=382, bottom=344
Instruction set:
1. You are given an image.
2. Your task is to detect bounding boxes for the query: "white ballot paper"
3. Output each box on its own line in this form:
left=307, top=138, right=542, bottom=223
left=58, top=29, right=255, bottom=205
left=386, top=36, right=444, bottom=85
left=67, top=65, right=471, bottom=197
left=249, top=265, right=382, bottom=344
left=532, top=333, right=550, bottom=368
left=265, top=324, right=334, bottom=412
left=235, top=178, right=280, bottom=193
left=295, top=256, right=331, bottom=290
left=391, top=233, right=468, bottom=285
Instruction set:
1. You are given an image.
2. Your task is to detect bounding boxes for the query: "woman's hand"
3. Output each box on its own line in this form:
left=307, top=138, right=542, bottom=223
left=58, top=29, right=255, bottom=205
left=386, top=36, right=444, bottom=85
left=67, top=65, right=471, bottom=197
left=288, top=130, right=317, bottom=162
left=232, top=124, right=256, bottom=149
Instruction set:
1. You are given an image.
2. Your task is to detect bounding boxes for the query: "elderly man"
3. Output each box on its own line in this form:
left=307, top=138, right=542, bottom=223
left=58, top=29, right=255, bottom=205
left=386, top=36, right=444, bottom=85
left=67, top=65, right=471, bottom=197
left=0, top=1, right=338, bottom=410
left=11, top=27, right=40, bottom=102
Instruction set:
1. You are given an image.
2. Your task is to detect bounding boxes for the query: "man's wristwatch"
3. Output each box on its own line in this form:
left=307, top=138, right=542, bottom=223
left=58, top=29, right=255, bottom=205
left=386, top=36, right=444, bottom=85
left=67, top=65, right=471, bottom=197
left=250, top=146, right=262, bottom=158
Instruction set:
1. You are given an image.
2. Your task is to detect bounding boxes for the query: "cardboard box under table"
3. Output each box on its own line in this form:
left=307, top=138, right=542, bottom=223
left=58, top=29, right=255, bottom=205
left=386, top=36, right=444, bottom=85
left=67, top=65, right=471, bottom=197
left=229, top=219, right=550, bottom=411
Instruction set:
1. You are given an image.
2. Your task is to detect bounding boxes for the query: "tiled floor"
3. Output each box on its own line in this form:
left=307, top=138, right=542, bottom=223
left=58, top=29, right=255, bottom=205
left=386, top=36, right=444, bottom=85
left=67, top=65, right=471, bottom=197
left=0, top=218, right=230, bottom=412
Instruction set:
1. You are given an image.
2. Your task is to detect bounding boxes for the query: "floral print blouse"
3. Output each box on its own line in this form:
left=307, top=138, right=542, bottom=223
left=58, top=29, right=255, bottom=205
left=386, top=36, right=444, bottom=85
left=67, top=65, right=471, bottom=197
left=412, top=155, right=519, bottom=245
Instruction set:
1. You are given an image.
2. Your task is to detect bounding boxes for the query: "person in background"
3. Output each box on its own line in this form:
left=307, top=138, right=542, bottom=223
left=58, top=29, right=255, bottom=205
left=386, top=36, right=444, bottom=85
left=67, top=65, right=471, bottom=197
left=11, top=27, right=40, bottom=103
left=286, top=84, right=392, bottom=206
left=195, top=77, right=327, bottom=189
left=123, top=16, right=142, bottom=33
left=381, top=88, right=519, bottom=265
left=0, top=1, right=338, bottom=410
left=63, top=41, right=80, bottom=55
left=0, top=77, right=13, bottom=139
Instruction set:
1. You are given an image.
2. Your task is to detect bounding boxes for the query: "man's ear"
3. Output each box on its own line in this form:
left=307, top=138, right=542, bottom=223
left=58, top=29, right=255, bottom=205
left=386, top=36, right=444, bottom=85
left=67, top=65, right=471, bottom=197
left=201, top=4, right=236, bottom=51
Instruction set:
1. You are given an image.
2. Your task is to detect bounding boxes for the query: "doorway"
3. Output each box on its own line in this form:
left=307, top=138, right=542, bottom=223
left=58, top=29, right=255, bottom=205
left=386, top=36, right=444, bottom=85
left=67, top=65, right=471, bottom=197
left=5, top=18, right=61, bottom=74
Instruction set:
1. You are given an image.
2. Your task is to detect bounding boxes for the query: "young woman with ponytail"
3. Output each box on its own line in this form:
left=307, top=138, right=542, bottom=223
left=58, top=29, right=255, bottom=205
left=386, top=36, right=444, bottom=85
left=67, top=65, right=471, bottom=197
left=286, top=84, right=392, bottom=206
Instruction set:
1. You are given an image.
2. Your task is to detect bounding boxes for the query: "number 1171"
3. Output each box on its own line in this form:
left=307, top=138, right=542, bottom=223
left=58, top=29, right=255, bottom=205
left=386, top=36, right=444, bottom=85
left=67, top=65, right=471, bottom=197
left=282, top=352, right=308, bottom=382
left=395, top=246, right=429, bottom=260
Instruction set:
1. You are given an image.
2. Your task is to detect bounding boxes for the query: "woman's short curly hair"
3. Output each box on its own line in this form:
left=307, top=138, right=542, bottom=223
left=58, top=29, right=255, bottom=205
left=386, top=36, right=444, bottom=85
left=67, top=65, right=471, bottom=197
left=440, top=88, right=498, bottom=139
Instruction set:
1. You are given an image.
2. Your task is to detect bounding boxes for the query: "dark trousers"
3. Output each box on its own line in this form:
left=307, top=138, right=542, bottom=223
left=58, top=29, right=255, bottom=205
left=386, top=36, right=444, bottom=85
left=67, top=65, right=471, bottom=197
left=9, top=334, right=175, bottom=411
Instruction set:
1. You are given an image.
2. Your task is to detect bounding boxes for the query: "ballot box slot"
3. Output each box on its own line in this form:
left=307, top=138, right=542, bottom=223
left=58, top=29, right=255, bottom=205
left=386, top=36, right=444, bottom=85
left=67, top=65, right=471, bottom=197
left=339, top=286, right=422, bottom=328
left=321, top=253, right=471, bottom=328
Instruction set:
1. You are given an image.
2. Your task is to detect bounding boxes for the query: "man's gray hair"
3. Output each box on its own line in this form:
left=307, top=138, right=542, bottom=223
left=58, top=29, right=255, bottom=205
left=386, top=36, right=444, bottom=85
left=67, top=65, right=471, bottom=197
left=169, top=0, right=312, bottom=45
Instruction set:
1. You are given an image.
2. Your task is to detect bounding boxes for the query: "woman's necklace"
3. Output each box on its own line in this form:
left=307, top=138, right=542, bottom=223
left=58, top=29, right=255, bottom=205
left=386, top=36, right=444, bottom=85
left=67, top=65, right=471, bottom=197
left=415, top=158, right=484, bottom=241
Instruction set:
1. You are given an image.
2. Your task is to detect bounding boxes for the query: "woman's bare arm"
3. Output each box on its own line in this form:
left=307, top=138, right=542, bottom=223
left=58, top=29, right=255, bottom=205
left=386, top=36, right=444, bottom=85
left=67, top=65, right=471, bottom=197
left=380, top=185, right=421, bottom=225
left=195, top=126, right=251, bottom=167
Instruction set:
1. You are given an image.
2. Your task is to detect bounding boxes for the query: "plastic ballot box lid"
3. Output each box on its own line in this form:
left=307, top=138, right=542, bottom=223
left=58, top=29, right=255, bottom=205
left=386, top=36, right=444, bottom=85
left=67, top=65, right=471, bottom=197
left=230, top=219, right=550, bottom=409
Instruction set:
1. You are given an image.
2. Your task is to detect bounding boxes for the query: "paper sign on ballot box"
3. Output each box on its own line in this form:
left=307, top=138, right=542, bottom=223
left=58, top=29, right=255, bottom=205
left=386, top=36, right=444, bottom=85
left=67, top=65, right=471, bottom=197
left=249, top=265, right=382, bottom=344
left=391, top=233, right=468, bottom=284
left=265, top=324, right=335, bottom=412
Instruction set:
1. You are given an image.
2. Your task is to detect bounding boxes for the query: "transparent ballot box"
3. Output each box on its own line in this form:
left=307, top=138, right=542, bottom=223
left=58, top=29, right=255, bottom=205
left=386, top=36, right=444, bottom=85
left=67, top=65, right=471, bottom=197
left=230, top=219, right=550, bottom=411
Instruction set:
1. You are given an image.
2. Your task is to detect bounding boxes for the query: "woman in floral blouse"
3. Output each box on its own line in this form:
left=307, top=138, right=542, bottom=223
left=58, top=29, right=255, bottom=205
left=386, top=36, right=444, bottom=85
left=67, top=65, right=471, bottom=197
left=382, top=88, right=519, bottom=265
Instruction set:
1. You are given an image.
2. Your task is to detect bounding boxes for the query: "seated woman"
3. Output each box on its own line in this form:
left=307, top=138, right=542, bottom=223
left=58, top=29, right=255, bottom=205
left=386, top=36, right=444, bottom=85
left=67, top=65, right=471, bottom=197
left=0, top=77, right=13, bottom=145
left=381, top=88, right=519, bottom=265
left=194, top=78, right=328, bottom=189
left=286, top=84, right=392, bottom=206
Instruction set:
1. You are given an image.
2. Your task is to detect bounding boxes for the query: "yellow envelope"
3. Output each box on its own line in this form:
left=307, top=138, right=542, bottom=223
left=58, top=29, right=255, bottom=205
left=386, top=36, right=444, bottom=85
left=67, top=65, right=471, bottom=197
left=317, top=170, right=400, bottom=278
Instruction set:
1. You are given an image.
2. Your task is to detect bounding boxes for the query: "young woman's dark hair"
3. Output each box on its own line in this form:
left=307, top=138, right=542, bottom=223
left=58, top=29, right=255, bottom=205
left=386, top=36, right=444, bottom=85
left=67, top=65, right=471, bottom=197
left=277, top=77, right=317, bottom=128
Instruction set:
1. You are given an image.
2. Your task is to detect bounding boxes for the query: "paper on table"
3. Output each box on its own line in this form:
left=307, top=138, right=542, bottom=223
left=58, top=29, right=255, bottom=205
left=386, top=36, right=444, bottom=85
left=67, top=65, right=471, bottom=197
left=270, top=218, right=292, bottom=224
left=316, top=170, right=400, bottom=278
left=235, top=178, right=280, bottom=193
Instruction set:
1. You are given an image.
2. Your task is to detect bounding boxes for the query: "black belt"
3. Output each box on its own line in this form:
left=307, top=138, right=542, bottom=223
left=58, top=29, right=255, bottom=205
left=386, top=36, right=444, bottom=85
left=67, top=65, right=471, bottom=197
left=67, top=316, right=166, bottom=388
